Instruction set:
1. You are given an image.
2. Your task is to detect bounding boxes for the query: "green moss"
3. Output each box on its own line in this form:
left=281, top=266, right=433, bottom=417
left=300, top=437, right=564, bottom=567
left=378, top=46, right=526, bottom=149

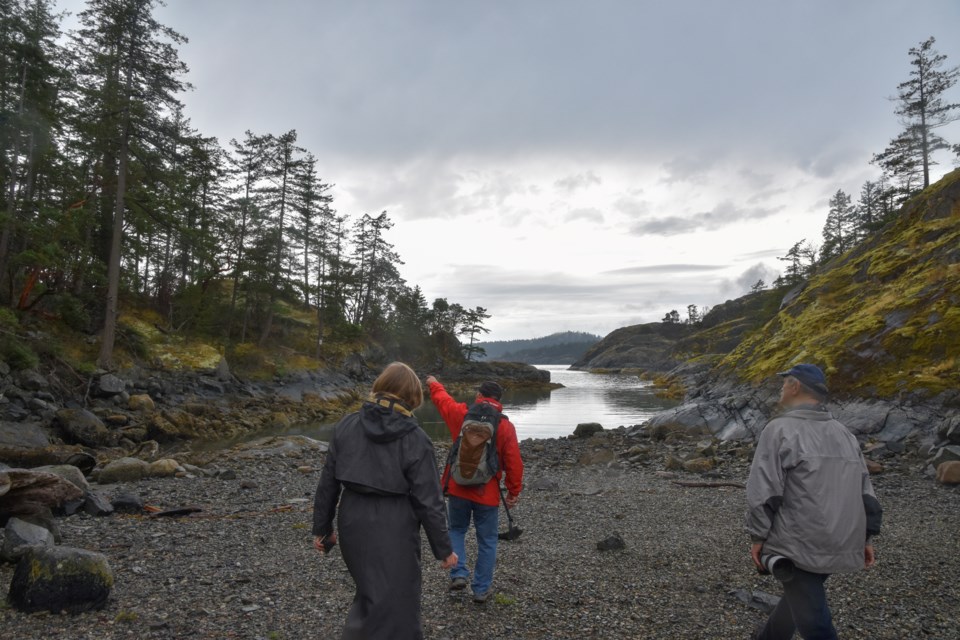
left=718, top=169, right=960, bottom=397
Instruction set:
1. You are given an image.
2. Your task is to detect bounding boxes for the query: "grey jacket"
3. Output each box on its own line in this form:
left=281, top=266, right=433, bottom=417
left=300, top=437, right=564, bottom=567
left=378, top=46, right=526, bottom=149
left=745, top=405, right=882, bottom=574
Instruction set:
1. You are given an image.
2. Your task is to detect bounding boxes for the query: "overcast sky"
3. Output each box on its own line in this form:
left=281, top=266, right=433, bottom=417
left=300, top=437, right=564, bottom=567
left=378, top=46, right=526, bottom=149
left=64, top=1, right=960, bottom=340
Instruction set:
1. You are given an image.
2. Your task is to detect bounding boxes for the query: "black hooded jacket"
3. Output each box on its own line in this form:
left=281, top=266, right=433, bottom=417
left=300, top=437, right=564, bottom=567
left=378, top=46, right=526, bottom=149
left=312, top=401, right=452, bottom=560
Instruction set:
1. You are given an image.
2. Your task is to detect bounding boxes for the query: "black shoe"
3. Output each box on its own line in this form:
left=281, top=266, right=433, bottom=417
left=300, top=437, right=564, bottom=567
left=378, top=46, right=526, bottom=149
left=472, top=590, right=491, bottom=604
left=449, top=577, right=468, bottom=592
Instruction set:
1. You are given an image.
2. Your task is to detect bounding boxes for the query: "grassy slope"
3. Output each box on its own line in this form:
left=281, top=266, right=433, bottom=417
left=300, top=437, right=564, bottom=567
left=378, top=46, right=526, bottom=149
left=719, top=169, right=960, bottom=399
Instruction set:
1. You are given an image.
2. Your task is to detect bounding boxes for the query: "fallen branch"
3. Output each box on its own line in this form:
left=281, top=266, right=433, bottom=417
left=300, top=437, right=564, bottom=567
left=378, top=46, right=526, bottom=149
left=671, top=480, right=745, bottom=489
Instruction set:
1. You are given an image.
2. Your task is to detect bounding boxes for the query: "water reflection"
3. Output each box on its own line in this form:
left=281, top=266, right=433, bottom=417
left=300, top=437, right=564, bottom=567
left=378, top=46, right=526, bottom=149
left=287, top=365, right=679, bottom=443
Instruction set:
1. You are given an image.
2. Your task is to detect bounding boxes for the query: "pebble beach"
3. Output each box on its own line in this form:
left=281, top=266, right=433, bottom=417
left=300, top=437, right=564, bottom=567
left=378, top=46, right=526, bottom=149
left=1, top=431, right=958, bottom=640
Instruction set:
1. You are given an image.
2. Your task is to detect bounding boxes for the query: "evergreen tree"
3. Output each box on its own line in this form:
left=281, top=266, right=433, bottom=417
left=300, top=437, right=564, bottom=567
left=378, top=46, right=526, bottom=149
left=821, top=189, right=856, bottom=260
left=0, top=0, right=66, bottom=303
left=778, top=240, right=806, bottom=285
left=349, top=210, right=402, bottom=330
left=258, top=129, right=305, bottom=345
left=873, top=37, right=959, bottom=195
left=225, top=130, right=269, bottom=338
left=661, top=309, right=680, bottom=323
left=459, top=306, right=490, bottom=362
left=854, top=180, right=882, bottom=236
left=70, top=0, right=190, bottom=367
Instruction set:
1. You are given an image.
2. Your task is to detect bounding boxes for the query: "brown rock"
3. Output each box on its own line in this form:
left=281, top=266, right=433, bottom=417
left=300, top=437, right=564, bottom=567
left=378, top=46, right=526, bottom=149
left=935, top=460, right=960, bottom=485
left=128, top=394, right=156, bottom=412
left=865, top=459, right=884, bottom=474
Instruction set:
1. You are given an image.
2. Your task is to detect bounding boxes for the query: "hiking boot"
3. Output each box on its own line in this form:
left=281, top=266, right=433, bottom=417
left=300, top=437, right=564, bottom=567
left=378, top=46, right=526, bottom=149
left=472, top=590, right=491, bottom=604
left=449, top=577, right=468, bottom=592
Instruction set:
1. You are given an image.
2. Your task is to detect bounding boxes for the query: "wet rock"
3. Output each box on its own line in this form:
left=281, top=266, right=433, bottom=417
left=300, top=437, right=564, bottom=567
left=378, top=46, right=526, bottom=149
left=573, top=423, right=604, bottom=438
left=54, top=408, right=113, bottom=448
left=8, top=545, right=114, bottom=613
left=1, top=517, right=55, bottom=562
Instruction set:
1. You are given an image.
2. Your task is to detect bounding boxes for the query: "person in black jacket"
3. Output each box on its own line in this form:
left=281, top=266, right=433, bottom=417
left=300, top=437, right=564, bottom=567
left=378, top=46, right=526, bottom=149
left=313, top=362, right=457, bottom=640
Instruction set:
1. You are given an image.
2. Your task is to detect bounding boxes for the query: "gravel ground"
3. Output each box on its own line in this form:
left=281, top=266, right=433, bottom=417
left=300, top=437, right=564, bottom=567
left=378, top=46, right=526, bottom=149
left=1, top=432, right=958, bottom=640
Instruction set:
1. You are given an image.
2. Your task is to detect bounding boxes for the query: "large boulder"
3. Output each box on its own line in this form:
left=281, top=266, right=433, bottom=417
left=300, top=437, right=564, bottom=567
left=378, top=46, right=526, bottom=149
left=1, top=516, right=54, bottom=563
left=0, top=468, right=85, bottom=522
left=0, top=421, right=50, bottom=449
left=8, top=545, right=113, bottom=613
left=54, top=408, right=114, bottom=448
left=96, top=457, right=149, bottom=484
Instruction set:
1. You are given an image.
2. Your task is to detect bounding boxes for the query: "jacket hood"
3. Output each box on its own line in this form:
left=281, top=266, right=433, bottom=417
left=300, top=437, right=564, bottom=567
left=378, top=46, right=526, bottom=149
left=359, top=401, right=420, bottom=443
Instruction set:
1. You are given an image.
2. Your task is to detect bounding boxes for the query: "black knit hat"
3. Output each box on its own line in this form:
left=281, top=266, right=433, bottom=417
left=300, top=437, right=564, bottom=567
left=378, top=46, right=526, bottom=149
left=478, top=380, right=503, bottom=400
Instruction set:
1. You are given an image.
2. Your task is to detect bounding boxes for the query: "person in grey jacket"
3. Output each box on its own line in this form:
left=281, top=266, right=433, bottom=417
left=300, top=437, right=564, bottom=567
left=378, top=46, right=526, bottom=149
left=746, top=363, right=882, bottom=640
left=313, top=362, right=458, bottom=640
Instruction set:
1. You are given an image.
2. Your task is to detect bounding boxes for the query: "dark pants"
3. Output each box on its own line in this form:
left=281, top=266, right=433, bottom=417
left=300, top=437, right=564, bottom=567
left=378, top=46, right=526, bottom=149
left=755, top=568, right=837, bottom=640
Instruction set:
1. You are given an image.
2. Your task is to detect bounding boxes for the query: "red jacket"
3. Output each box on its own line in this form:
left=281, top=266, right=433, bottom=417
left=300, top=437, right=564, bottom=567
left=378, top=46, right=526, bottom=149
left=428, top=380, right=524, bottom=507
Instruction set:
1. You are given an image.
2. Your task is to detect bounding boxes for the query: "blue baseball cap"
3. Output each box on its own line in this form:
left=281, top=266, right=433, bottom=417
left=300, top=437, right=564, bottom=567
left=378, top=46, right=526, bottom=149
left=778, top=363, right=829, bottom=395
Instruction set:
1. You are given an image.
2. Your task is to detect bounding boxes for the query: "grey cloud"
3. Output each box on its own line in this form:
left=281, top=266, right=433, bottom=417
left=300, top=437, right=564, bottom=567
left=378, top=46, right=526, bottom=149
left=630, top=200, right=784, bottom=236
left=554, top=171, right=602, bottom=192
left=720, top=263, right=782, bottom=298
left=603, top=264, right=726, bottom=275
left=613, top=195, right=651, bottom=218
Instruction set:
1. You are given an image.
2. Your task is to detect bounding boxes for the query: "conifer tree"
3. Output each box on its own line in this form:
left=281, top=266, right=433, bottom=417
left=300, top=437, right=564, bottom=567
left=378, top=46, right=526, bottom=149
left=821, top=189, right=856, bottom=260
left=70, top=0, right=189, bottom=368
left=873, top=37, right=959, bottom=196
left=460, top=306, right=491, bottom=362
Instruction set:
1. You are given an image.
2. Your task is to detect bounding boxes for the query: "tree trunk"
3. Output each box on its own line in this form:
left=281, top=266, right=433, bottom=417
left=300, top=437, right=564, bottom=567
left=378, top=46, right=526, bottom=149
left=96, top=65, right=133, bottom=370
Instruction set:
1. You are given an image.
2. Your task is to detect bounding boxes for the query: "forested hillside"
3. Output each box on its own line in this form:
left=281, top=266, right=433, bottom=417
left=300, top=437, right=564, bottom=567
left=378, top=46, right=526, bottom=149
left=479, top=332, right=601, bottom=364
left=0, top=0, right=487, bottom=373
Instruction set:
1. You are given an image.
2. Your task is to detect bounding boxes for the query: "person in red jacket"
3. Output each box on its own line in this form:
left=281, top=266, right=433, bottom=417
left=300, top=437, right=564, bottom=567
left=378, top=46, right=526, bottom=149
left=425, top=375, right=524, bottom=603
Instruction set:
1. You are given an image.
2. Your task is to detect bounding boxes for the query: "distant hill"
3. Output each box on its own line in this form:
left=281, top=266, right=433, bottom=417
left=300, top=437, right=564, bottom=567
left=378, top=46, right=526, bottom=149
left=478, top=331, right=602, bottom=364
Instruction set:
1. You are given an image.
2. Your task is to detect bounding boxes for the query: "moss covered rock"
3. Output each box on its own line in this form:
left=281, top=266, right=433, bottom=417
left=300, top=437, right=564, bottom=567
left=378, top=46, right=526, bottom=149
left=8, top=545, right=113, bottom=613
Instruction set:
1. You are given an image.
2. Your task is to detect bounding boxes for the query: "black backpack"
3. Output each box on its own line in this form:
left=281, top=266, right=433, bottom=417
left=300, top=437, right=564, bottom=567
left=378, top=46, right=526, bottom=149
left=444, top=402, right=503, bottom=490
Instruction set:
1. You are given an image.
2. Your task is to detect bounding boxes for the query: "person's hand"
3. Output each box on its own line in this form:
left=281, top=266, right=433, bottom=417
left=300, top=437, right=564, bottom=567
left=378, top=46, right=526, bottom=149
left=425, top=375, right=438, bottom=385
left=440, top=552, right=458, bottom=570
left=505, top=493, right=519, bottom=508
left=314, top=533, right=337, bottom=554
left=750, top=542, right=764, bottom=570
left=864, top=544, right=876, bottom=568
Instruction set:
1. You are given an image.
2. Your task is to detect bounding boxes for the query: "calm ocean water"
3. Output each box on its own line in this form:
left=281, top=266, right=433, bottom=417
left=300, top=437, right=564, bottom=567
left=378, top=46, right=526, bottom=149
left=280, top=365, right=679, bottom=443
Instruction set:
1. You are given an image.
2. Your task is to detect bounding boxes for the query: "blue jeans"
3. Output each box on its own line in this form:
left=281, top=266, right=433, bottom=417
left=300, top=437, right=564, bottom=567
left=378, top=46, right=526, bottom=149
left=755, top=567, right=837, bottom=640
left=447, top=495, right=498, bottom=595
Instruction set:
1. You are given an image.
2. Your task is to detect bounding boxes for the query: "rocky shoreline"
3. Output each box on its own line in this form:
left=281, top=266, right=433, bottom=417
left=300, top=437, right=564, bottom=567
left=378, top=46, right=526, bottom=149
left=2, top=426, right=959, bottom=639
